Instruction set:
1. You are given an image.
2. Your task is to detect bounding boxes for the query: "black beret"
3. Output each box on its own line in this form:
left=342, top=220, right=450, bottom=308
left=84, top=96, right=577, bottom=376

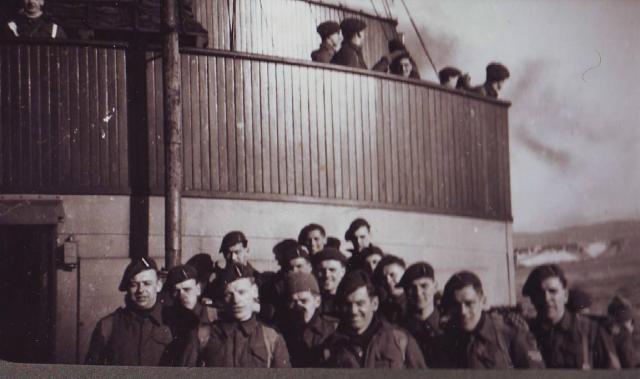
left=336, top=270, right=374, bottom=301
left=317, top=21, right=340, bottom=39
left=388, top=39, right=406, bottom=53
left=438, top=66, right=462, bottom=83
left=486, top=62, right=510, bottom=82
left=344, top=218, right=370, bottom=241
left=186, top=253, right=214, bottom=282
left=219, top=231, right=247, bottom=254
left=608, top=295, right=633, bottom=322
left=567, top=288, right=592, bottom=313
left=441, top=271, right=483, bottom=312
left=118, top=257, right=159, bottom=292
left=311, top=247, right=347, bottom=266
left=522, top=264, right=567, bottom=297
left=273, top=239, right=310, bottom=266
left=216, top=262, right=255, bottom=289
left=360, top=245, right=384, bottom=259
left=326, top=236, right=341, bottom=250
left=165, top=264, right=199, bottom=289
left=397, top=262, right=434, bottom=288
left=340, top=18, right=366, bottom=37
left=285, top=272, right=320, bottom=296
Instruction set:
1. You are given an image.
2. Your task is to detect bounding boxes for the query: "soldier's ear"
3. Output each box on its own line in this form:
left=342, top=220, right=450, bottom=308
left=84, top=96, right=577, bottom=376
left=196, top=282, right=202, bottom=296
left=156, top=278, right=163, bottom=293
left=371, top=295, right=379, bottom=311
left=314, top=294, right=322, bottom=308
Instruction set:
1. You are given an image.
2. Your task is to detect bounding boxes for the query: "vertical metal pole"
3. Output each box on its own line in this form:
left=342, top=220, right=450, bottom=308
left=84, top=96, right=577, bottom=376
left=162, top=0, right=182, bottom=269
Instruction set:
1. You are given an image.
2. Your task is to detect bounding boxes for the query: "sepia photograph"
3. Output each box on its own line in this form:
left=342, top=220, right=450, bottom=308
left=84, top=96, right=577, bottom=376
left=0, top=0, right=638, bottom=374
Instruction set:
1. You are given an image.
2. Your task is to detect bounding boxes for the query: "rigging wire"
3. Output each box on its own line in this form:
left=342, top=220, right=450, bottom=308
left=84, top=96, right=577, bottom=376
left=398, top=0, right=439, bottom=77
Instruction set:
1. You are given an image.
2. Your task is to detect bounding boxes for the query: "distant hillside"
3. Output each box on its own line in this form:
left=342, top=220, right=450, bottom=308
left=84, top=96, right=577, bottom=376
left=514, top=219, right=640, bottom=248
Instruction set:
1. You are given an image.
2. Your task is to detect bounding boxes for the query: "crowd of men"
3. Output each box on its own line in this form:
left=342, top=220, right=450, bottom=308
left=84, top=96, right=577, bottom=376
left=312, top=18, right=510, bottom=99
left=85, top=217, right=637, bottom=369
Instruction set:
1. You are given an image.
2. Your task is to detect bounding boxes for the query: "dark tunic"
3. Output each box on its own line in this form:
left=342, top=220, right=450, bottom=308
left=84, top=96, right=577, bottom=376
left=85, top=303, right=189, bottom=366
left=201, top=316, right=291, bottom=368
left=319, top=292, right=340, bottom=318
left=378, top=292, right=407, bottom=325
left=399, top=309, right=443, bottom=367
left=3, top=14, right=67, bottom=39
left=528, top=310, right=619, bottom=369
left=281, top=311, right=339, bottom=367
left=441, top=312, right=545, bottom=369
left=311, top=41, right=336, bottom=63
left=330, top=40, right=367, bottom=69
left=321, top=316, right=427, bottom=368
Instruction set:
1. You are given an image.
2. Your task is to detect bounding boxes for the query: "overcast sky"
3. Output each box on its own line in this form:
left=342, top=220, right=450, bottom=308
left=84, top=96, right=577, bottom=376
left=325, top=0, right=640, bottom=232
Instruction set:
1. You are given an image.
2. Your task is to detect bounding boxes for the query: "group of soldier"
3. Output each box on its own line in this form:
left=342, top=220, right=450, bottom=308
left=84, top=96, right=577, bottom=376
left=311, top=18, right=510, bottom=99
left=85, top=217, right=636, bottom=369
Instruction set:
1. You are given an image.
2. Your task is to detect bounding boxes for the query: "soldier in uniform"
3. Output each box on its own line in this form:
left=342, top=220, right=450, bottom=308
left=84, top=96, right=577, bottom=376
left=606, top=295, right=637, bottom=368
left=279, top=272, right=338, bottom=367
left=371, top=254, right=407, bottom=324
left=298, top=223, right=328, bottom=254
left=522, top=264, right=620, bottom=369
left=320, top=270, right=427, bottom=368
left=438, top=66, right=462, bottom=88
left=344, top=217, right=373, bottom=255
left=165, top=264, right=218, bottom=324
left=396, top=262, right=443, bottom=367
left=311, top=21, right=341, bottom=63
left=440, top=271, right=545, bottom=369
left=311, top=247, right=348, bottom=317
left=348, top=245, right=384, bottom=274
left=200, top=263, right=291, bottom=367
left=330, top=18, right=368, bottom=69
left=85, top=257, right=193, bottom=366
left=472, top=62, right=510, bottom=99
left=3, top=0, right=66, bottom=39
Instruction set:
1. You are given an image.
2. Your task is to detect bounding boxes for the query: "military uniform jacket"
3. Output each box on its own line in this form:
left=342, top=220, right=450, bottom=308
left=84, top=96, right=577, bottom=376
left=399, top=309, right=443, bottom=367
left=280, top=312, right=339, bottom=367
left=330, top=41, right=367, bottom=69
left=320, top=292, right=340, bottom=318
left=441, top=312, right=545, bottom=369
left=528, top=311, right=619, bottom=369
left=321, top=317, right=427, bottom=368
left=378, top=293, right=407, bottom=325
left=201, top=316, right=291, bottom=368
left=311, top=41, right=336, bottom=63
left=85, top=304, right=186, bottom=366
left=3, top=14, right=67, bottom=39
left=472, top=82, right=498, bottom=99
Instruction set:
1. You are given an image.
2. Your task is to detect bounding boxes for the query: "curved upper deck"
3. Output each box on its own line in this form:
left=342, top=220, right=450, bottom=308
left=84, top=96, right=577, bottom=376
left=0, top=39, right=511, bottom=221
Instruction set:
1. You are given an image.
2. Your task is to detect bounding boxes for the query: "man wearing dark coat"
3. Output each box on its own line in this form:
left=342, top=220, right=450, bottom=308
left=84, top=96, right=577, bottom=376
left=311, top=21, right=341, bottom=63
left=3, top=0, right=66, bottom=39
left=320, top=270, right=427, bottom=368
left=330, top=18, right=368, bottom=69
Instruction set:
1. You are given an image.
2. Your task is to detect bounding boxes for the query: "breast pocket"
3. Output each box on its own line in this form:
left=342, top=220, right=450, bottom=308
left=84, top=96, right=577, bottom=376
left=151, top=326, right=175, bottom=346
left=248, top=345, right=270, bottom=367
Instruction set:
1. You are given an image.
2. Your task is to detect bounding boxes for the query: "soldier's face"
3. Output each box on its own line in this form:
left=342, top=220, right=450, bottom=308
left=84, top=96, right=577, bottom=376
left=532, top=277, right=568, bottom=324
left=288, top=257, right=312, bottom=274
left=288, top=291, right=321, bottom=323
left=174, top=278, right=201, bottom=310
left=23, top=0, right=44, bottom=16
left=382, top=263, right=405, bottom=297
left=354, top=226, right=371, bottom=252
left=315, top=260, right=345, bottom=294
left=127, top=269, right=162, bottom=310
left=327, top=32, right=341, bottom=48
left=224, top=278, right=257, bottom=322
left=399, top=58, right=412, bottom=77
left=453, top=285, right=485, bottom=332
left=224, top=242, right=249, bottom=266
left=365, top=254, right=382, bottom=273
left=407, top=277, right=436, bottom=310
left=343, top=286, right=378, bottom=334
left=306, top=229, right=326, bottom=254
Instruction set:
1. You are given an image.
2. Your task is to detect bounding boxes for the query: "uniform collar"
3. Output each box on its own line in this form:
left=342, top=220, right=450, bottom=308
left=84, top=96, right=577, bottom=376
left=342, top=40, right=362, bottom=53
left=535, top=308, right=573, bottom=332
left=237, top=315, right=259, bottom=336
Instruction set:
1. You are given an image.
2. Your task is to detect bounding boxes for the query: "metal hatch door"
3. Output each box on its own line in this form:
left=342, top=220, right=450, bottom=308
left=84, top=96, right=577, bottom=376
left=0, top=225, right=57, bottom=363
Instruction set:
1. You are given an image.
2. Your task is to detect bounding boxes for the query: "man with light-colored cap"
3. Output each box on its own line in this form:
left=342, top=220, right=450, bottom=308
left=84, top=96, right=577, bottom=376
left=396, top=262, right=443, bottom=366
left=439, top=271, right=545, bottom=369
left=85, top=257, right=193, bottom=366
left=279, top=272, right=338, bottom=367
left=320, top=270, right=426, bottom=368
left=311, top=21, right=341, bottom=63
left=311, top=247, right=348, bottom=317
left=199, top=263, right=291, bottom=368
